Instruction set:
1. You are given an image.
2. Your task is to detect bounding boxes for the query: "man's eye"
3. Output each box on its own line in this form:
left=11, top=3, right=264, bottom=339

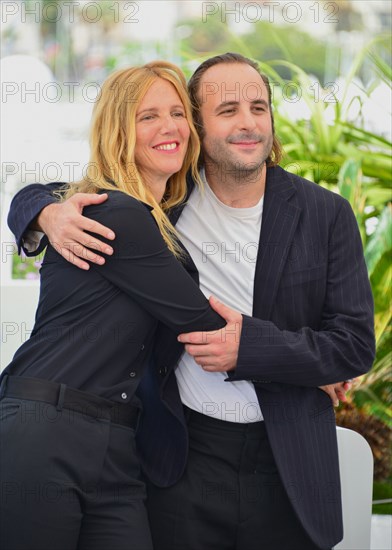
left=254, top=106, right=267, bottom=112
left=221, top=109, right=235, bottom=114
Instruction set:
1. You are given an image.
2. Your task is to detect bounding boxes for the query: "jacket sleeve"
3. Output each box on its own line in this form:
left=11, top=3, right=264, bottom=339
left=85, top=194, right=226, bottom=334
left=228, top=199, right=375, bottom=386
left=7, top=182, right=66, bottom=255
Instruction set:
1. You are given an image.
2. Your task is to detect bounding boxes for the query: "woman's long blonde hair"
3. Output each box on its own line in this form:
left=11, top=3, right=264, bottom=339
left=63, top=61, right=201, bottom=256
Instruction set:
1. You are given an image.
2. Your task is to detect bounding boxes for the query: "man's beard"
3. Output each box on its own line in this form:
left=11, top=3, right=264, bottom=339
left=203, top=134, right=273, bottom=184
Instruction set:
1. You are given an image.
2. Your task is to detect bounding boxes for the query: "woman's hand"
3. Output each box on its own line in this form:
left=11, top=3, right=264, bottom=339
left=319, top=380, right=353, bottom=406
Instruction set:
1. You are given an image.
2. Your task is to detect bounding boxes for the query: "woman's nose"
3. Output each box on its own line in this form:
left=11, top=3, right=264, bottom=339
left=159, top=115, right=177, bottom=133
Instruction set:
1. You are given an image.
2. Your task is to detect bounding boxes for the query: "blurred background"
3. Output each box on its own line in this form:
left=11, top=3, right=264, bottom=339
left=1, top=0, right=391, bottom=530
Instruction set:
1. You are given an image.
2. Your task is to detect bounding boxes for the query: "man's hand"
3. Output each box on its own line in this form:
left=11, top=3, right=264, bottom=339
left=38, top=193, right=115, bottom=270
left=319, top=380, right=353, bottom=407
left=177, top=296, right=242, bottom=372
left=178, top=298, right=355, bottom=400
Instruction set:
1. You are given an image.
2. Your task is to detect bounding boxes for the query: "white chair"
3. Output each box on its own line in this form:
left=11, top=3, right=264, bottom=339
left=334, top=427, right=374, bottom=550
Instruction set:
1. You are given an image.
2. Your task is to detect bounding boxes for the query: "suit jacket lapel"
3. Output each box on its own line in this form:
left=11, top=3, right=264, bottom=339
left=253, top=166, right=301, bottom=319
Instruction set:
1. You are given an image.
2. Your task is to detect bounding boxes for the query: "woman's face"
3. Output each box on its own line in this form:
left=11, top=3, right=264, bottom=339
left=135, top=78, right=190, bottom=188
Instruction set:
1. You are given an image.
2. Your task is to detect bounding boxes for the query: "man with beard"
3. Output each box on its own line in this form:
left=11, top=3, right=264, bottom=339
left=7, top=53, right=374, bottom=550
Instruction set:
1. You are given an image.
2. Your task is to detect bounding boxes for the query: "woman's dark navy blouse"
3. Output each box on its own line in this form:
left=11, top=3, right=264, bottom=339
left=4, top=191, right=225, bottom=403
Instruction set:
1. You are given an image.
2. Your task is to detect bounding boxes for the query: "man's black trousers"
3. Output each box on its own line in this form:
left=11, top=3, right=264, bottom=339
left=147, top=407, right=324, bottom=550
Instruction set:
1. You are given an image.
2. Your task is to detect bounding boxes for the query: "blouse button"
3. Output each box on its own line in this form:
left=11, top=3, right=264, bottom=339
left=129, top=372, right=136, bottom=378
left=141, top=344, right=145, bottom=351
left=121, top=392, right=128, bottom=400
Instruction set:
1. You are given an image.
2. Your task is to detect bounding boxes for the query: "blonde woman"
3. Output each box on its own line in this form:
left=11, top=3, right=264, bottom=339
left=0, top=62, right=225, bottom=550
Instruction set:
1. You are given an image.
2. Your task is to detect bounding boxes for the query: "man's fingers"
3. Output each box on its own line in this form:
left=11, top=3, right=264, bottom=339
left=328, top=391, right=339, bottom=407
left=194, top=357, right=219, bottom=371
left=73, top=245, right=106, bottom=265
left=36, top=194, right=116, bottom=271
left=193, top=355, right=210, bottom=366
left=57, top=247, right=90, bottom=270
left=81, top=216, right=115, bottom=242
left=184, top=343, right=214, bottom=357
left=201, top=364, right=222, bottom=372
left=335, top=389, right=348, bottom=402
left=69, top=193, right=116, bottom=242
left=77, top=233, right=113, bottom=256
left=50, top=233, right=108, bottom=263
left=179, top=331, right=208, bottom=344
left=72, top=192, right=109, bottom=209
left=209, top=295, right=239, bottom=323
left=51, top=240, right=106, bottom=267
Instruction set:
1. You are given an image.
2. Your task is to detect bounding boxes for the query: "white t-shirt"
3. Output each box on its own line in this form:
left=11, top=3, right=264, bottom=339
left=175, top=173, right=264, bottom=423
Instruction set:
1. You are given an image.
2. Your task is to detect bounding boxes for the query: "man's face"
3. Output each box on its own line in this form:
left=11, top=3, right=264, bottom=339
left=198, top=63, right=273, bottom=180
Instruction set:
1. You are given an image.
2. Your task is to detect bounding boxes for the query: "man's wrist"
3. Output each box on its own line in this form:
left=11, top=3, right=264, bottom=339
left=34, top=203, right=57, bottom=232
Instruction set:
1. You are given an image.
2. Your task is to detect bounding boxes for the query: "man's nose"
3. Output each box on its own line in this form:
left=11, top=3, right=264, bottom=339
left=237, top=109, right=257, bottom=131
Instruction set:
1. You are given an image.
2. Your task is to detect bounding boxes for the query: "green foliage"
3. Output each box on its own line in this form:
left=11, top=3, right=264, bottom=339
left=178, top=13, right=330, bottom=81
left=357, top=203, right=392, bottom=426
left=12, top=251, right=43, bottom=280
left=373, top=480, right=392, bottom=515
left=179, top=15, right=232, bottom=55
left=227, top=22, right=329, bottom=82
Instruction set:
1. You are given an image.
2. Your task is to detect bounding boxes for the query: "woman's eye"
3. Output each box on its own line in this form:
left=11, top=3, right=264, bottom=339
left=173, top=111, right=185, bottom=118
